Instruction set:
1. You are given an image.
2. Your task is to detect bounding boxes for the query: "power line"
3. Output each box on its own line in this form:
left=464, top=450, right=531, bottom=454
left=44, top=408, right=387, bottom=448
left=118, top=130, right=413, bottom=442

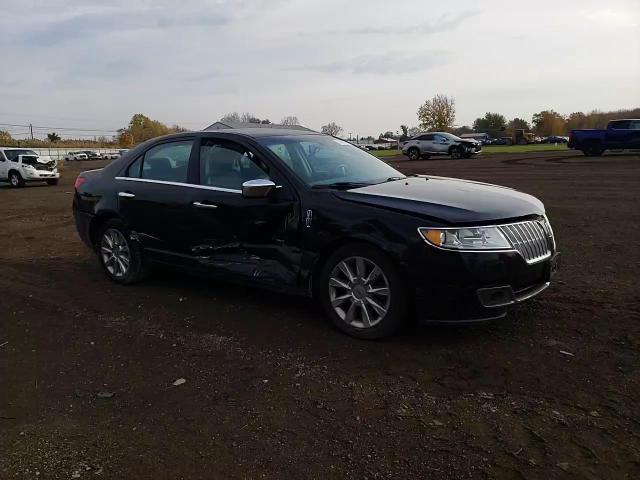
left=0, top=122, right=119, bottom=133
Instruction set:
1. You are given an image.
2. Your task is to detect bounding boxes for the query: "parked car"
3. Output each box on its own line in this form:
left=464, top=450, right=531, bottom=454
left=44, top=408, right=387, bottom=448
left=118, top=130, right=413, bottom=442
left=568, top=119, right=640, bottom=156
left=491, top=137, right=513, bottom=146
left=0, top=148, right=60, bottom=187
left=73, top=129, right=558, bottom=339
left=101, top=152, right=120, bottom=160
left=82, top=150, right=102, bottom=160
left=402, top=132, right=481, bottom=160
left=64, top=151, right=89, bottom=161
left=544, top=136, right=568, bottom=144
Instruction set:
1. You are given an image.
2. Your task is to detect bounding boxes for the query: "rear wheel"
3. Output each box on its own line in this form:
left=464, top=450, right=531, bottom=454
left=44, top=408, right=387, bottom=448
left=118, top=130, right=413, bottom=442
left=318, top=244, right=408, bottom=339
left=8, top=171, right=24, bottom=188
left=97, top=219, right=148, bottom=284
left=582, top=142, right=603, bottom=156
left=407, top=147, right=420, bottom=161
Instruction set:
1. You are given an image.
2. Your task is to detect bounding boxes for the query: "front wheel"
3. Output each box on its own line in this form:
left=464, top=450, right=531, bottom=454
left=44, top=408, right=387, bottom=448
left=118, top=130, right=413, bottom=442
left=8, top=171, right=24, bottom=188
left=450, top=147, right=464, bottom=159
left=407, top=148, right=420, bottom=161
left=318, top=244, right=408, bottom=339
left=97, top=219, right=148, bottom=284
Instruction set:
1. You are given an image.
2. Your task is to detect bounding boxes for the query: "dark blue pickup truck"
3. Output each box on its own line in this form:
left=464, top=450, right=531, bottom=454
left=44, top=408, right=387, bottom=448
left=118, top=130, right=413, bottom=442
left=568, top=119, right=640, bottom=156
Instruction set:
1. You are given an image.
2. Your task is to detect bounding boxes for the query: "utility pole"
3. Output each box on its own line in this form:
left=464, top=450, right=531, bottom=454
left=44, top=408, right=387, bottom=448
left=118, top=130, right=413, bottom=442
left=30, top=123, right=34, bottom=140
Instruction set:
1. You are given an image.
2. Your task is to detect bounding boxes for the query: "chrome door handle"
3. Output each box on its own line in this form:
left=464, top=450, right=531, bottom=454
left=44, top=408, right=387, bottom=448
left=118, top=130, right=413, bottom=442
left=118, top=191, right=135, bottom=198
left=193, top=201, right=218, bottom=209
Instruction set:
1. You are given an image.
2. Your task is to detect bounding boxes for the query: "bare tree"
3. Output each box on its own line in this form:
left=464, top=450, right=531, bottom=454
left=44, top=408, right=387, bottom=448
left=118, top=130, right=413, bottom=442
left=240, top=112, right=261, bottom=123
left=281, top=115, right=300, bottom=126
left=220, top=112, right=241, bottom=123
left=321, top=122, right=343, bottom=137
left=417, top=94, right=456, bottom=131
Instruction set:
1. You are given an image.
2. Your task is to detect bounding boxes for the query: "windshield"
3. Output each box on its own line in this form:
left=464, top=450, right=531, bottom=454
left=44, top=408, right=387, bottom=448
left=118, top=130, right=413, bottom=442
left=258, top=135, right=403, bottom=187
left=440, top=133, right=463, bottom=141
left=5, top=149, right=37, bottom=161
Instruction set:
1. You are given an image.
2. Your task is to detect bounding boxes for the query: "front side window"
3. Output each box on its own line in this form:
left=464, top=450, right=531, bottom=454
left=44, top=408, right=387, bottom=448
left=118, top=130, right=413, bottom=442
left=140, top=140, right=193, bottom=182
left=418, top=134, right=433, bottom=141
left=258, top=135, right=402, bottom=187
left=126, top=156, right=143, bottom=178
left=628, top=120, right=640, bottom=130
left=199, top=140, right=269, bottom=190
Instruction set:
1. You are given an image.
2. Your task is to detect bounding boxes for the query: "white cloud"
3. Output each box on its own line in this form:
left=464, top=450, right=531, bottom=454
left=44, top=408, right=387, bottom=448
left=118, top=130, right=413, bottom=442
left=0, top=0, right=638, bottom=137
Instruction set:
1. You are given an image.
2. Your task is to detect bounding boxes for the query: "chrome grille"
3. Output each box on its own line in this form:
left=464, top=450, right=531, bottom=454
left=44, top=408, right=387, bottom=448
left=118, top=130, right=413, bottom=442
left=499, top=219, right=553, bottom=264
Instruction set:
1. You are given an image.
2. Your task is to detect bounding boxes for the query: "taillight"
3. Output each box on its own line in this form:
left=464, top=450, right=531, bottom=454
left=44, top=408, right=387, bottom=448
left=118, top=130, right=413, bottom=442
left=74, top=176, right=86, bottom=189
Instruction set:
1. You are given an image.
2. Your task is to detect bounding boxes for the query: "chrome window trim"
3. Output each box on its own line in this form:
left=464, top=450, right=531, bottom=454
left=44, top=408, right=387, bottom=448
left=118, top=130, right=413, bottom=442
left=114, top=176, right=242, bottom=194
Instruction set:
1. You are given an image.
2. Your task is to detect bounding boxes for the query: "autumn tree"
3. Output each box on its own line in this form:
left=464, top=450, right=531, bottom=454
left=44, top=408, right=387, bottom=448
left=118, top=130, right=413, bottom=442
left=473, top=112, right=507, bottom=131
left=532, top=110, right=566, bottom=136
left=125, top=114, right=171, bottom=143
left=508, top=118, right=531, bottom=132
left=417, top=94, right=455, bottom=131
left=0, top=130, right=14, bottom=145
left=281, top=116, right=300, bottom=126
left=321, top=122, right=343, bottom=137
left=118, top=130, right=134, bottom=148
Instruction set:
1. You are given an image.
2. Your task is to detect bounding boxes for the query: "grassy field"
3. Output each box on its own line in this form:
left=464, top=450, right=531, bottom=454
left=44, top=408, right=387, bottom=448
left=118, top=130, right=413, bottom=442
left=371, top=143, right=569, bottom=158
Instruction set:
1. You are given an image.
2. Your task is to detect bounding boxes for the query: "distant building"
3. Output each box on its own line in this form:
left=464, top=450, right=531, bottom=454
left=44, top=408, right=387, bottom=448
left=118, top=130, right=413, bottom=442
left=204, top=121, right=314, bottom=132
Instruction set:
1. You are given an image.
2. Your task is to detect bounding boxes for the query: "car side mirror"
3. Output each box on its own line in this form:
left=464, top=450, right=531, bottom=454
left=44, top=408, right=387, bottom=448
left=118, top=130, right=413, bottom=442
left=242, top=179, right=276, bottom=198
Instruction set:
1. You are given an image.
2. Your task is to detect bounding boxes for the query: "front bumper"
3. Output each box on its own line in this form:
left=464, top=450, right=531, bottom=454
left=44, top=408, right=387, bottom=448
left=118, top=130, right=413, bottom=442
left=411, top=248, right=558, bottom=324
left=24, top=169, right=60, bottom=180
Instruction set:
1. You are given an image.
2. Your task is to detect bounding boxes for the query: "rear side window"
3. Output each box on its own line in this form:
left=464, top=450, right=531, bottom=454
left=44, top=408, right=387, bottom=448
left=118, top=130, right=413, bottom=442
left=140, top=141, right=193, bottom=183
left=610, top=120, right=630, bottom=130
left=629, top=120, right=640, bottom=130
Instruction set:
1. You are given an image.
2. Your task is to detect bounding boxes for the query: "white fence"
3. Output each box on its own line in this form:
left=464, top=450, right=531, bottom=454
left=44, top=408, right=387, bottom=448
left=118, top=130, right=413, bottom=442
left=4, top=147, right=122, bottom=161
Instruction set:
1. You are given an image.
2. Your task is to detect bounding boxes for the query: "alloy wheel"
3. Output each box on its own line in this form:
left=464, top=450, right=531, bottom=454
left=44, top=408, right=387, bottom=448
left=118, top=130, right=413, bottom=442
left=328, top=256, right=391, bottom=329
left=100, top=228, right=131, bottom=278
left=10, top=174, right=19, bottom=186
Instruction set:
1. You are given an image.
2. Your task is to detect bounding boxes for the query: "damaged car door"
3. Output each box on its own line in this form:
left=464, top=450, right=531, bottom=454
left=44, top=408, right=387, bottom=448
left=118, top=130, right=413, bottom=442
left=187, top=138, right=302, bottom=289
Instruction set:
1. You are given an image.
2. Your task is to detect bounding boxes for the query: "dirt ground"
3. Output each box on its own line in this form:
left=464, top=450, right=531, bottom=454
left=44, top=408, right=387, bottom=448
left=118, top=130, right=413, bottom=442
left=1, top=151, right=639, bottom=479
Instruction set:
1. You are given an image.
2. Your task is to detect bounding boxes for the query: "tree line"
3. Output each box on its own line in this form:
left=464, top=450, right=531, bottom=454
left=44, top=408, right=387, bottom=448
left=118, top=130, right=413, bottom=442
left=411, top=95, right=639, bottom=138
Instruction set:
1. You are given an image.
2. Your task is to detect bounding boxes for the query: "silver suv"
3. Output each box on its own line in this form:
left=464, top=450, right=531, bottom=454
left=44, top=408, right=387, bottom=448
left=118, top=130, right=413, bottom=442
left=402, top=132, right=481, bottom=160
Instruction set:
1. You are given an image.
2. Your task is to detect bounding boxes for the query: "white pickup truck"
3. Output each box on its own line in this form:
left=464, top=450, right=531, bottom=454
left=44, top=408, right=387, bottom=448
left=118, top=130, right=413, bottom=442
left=0, top=148, right=60, bottom=187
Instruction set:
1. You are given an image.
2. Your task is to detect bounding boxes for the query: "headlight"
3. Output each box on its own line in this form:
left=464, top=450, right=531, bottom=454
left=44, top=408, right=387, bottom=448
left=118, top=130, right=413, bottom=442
left=419, top=226, right=512, bottom=250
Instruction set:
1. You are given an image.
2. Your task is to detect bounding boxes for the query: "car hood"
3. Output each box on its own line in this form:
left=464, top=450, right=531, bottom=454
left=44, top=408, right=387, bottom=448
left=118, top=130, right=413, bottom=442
left=333, top=176, right=544, bottom=225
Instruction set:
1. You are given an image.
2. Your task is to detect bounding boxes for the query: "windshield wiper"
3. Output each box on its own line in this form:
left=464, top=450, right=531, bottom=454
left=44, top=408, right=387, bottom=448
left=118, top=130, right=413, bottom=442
left=312, top=181, right=372, bottom=190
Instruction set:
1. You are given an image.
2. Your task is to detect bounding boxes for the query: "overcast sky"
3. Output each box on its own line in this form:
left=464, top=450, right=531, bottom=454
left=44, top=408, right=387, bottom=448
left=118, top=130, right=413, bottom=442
left=1, top=0, right=638, bottom=138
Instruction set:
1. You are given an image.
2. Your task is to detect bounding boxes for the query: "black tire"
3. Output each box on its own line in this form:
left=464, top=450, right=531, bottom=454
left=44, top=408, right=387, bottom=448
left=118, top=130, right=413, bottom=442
left=8, top=171, right=24, bottom=188
left=582, top=142, right=603, bottom=156
left=97, top=219, right=148, bottom=284
left=407, top=147, right=420, bottom=161
left=46, top=179, right=59, bottom=186
left=450, top=146, right=464, bottom=159
left=317, top=243, right=408, bottom=340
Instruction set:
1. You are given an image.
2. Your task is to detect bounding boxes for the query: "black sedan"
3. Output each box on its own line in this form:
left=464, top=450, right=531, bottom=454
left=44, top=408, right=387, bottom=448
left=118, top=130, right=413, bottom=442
left=73, top=129, right=559, bottom=339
